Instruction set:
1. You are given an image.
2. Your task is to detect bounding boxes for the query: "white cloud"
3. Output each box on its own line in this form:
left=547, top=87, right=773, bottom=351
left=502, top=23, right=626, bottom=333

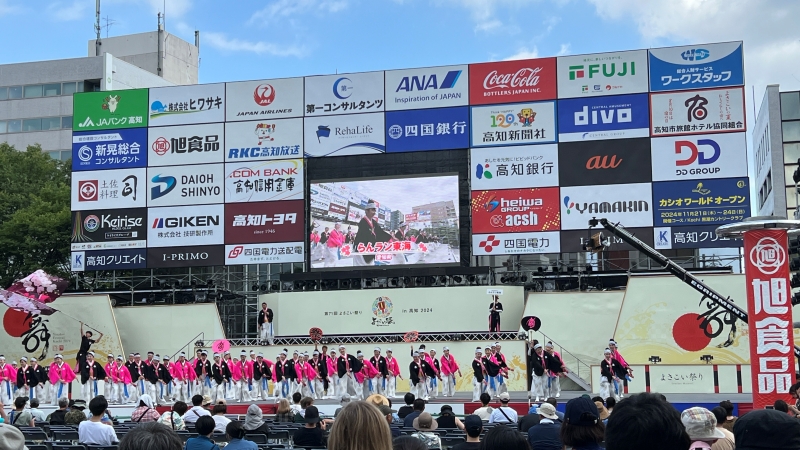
left=203, top=31, right=307, bottom=58
left=504, top=46, right=539, bottom=61
left=556, top=43, right=571, bottom=56
left=147, top=0, right=191, bottom=18
left=251, top=0, right=348, bottom=23
left=0, top=0, right=20, bottom=16
left=46, top=1, right=88, bottom=21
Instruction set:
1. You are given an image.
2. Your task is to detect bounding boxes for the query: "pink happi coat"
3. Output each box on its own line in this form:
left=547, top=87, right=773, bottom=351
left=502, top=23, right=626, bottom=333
left=298, top=361, right=317, bottom=383
left=171, top=360, right=196, bottom=382
left=1, top=364, right=17, bottom=383
left=235, top=360, right=252, bottom=382
left=611, top=349, right=629, bottom=369
left=228, top=360, right=243, bottom=381
left=385, top=356, right=401, bottom=377
left=326, top=356, right=336, bottom=378
left=356, top=359, right=379, bottom=383
left=548, top=350, right=567, bottom=377
left=106, top=362, right=132, bottom=384
left=422, top=353, right=439, bottom=375
left=49, top=362, right=76, bottom=384
left=440, top=354, right=459, bottom=376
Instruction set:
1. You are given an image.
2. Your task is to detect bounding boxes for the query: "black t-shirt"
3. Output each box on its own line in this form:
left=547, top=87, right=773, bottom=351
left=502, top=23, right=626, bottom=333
left=79, top=336, right=95, bottom=354
left=293, top=426, right=324, bottom=447
left=398, top=405, right=414, bottom=419
left=452, top=442, right=481, bottom=450
left=518, top=413, right=541, bottom=432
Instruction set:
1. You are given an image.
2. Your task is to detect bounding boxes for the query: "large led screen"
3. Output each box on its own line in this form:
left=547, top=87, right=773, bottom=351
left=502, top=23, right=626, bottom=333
left=309, top=175, right=460, bottom=269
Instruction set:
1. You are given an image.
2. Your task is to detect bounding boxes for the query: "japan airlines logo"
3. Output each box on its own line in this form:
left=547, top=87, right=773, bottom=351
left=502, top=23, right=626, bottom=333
left=150, top=174, right=176, bottom=199
left=333, top=77, right=353, bottom=99
left=228, top=246, right=244, bottom=258
left=675, top=140, right=721, bottom=166
left=253, top=84, right=276, bottom=106
left=680, top=48, right=710, bottom=61
left=685, top=95, right=708, bottom=122
left=478, top=235, right=501, bottom=253
left=78, top=180, right=98, bottom=201
left=749, top=237, right=786, bottom=275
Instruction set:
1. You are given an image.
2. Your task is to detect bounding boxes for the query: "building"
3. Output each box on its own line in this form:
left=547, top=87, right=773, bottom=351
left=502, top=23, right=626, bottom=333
left=0, top=30, right=197, bottom=160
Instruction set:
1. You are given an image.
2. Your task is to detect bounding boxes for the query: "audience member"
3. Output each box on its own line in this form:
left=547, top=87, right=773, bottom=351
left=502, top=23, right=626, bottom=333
left=595, top=401, right=610, bottom=424
left=8, top=398, right=34, bottom=427
left=243, top=404, right=270, bottom=435
left=480, top=425, right=531, bottom=450
left=387, top=398, right=402, bottom=425
left=452, top=415, right=482, bottom=450
left=78, top=396, right=118, bottom=446
left=591, top=396, right=604, bottom=404
left=328, top=401, right=393, bottom=450
left=184, top=395, right=211, bottom=425
left=0, top=424, right=27, bottom=450
left=718, top=400, right=736, bottom=432
left=561, top=397, right=605, bottom=450
left=605, top=392, right=690, bottom=450
left=185, top=416, right=218, bottom=450
left=366, top=394, right=390, bottom=407
left=709, top=407, right=734, bottom=450
left=412, top=412, right=442, bottom=449
left=379, top=404, right=402, bottom=438
left=47, top=397, right=69, bottom=425
left=293, top=405, right=327, bottom=447
left=158, top=401, right=188, bottom=431
left=545, top=397, right=564, bottom=421
left=65, top=399, right=89, bottom=425
left=472, top=393, right=493, bottom=421
left=527, top=402, right=561, bottom=450
left=398, top=393, right=415, bottom=419
left=789, top=382, right=800, bottom=418
left=212, top=403, right=231, bottom=433
left=131, top=394, right=160, bottom=423
left=28, top=398, right=46, bottom=422
left=224, top=421, right=258, bottom=450
left=119, top=422, right=183, bottom=450
left=290, top=392, right=303, bottom=414
left=518, top=405, right=541, bottom=432
left=294, top=396, right=315, bottom=422
left=335, top=394, right=351, bottom=418
left=403, top=399, right=426, bottom=428
left=733, top=408, right=800, bottom=450
left=436, top=405, right=465, bottom=429
left=605, top=397, right=616, bottom=414
left=773, top=399, right=790, bottom=413
left=274, top=399, right=294, bottom=422
left=393, top=435, right=428, bottom=450
left=682, top=407, right=725, bottom=450
left=489, top=392, right=518, bottom=424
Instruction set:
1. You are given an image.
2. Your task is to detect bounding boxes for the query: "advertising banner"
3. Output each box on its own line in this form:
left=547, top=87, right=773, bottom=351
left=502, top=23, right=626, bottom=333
left=71, top=168, right=146, bottom=211
left=560, top=227, right=653, bottom=252
left=72, top=89, right=149, bottom=131
left=385, top=106, right=469, bottom=152
left=225, top=77, right=304, bottom=121
left=557, top=50, right=649, bottom=98
left=385, top=65, right=469, bottom=110
left=148, top=83, right=225, bottom=126
left=471, top=187, right=560, bottom=233
left=557, top=93, right=650, bottom=142
left=650, top=87, right=746, bottom=137
left=305, top=71, right=385, bottom=116
left=303, top=112, right=385, bottom=157
left=72, top=128, right=147, bottom=171
left=224, top=200, right=305, bottom=244
left=652, top=177, right=750, bottom=227
left=224, top=159, right=304, bottom=203
left=225, top=118, right=303, bottom=161
left=147, top=204, right=224, bottom=248
left=649, top=42, right=744, bottom=92
left=225, top=242, right=305, bottom=265
left=78, top=248, right=147, bottom=271
left=146, top=163, right=224, bottom=207
left=653, top=225, right=743, bottom=250
left=560, top=183, right=653, bottom=230
left=469, top=58, right=557, bottom=105
left=470, top=145, right=558, bottom=190
left=147, top=123, right=224, bottom=166
left=650, top=132, right=748, bottom=181
left=742, top=229, right=796, bottom=409
left=470, top=101, right=556, bottom=147
left=558, top=137, right=652, bottom=186
left=71, top=208, right=147, bottom=251
left=472, top=231, right=560, bottom=255
left=147, top=245, right=225, bottom=268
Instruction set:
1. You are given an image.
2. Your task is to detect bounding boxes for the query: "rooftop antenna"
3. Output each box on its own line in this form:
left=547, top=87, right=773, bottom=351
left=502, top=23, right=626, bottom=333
left=94, top=0, right=101, bottom=56
left=102, top=15, right=117, bottom=38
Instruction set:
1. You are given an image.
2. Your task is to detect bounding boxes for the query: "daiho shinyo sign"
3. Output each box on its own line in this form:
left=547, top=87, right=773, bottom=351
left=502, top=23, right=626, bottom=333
left=742, top=229, right=796, bottom=409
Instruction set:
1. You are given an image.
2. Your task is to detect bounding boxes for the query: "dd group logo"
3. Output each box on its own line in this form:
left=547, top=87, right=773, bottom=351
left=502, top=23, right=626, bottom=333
left=650, top=132, right=747, bottom=181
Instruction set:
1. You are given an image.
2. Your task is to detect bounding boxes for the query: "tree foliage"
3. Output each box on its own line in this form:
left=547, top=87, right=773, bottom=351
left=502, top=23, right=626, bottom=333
left=0, top=143, right=71, bottom=287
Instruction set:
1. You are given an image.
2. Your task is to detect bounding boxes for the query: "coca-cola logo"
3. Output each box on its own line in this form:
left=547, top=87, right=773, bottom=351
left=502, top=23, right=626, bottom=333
left=483, top=68, right=542, bottom=90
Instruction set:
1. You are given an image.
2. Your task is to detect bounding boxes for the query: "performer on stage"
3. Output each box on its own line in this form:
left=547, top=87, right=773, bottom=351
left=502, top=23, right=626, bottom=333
left=609, top=339, right=633, bottom=387
left=30, top=358, right=48, bottom=404
left=408, top=352, right=428, bottom=400
left=223, top=352, right=236, bottom=400
left=529, top=342, right=547, bottom=402
left=299, top=352, right=318, bottom=399
left=171, top=352, right=194, bottom=403
left=439, top=347, right=461, bottom=398
left=326, top=350, right=337, bottom=399
left=235, top=352, right=253, bottom=403
left=107, top=355, right=132, bottom=404
left=210, top=353, right=231, bottom=403
left=0, top=356, right=13, bottom=405
left=324, top=222, right=345, bottom=267
left=153, top=356, right=173, bottom=404
left=76, top=323, right=103, bottom=374
left=421, top=350, right=438, bottom=401
left=600, top=348, right=623, bottom=401
left=489, top=296, right=503, bottom=335
left=103, top=354, right=116, bottom=400
left=370, top=348, right=388, bottom=397
left=427, top=349, right=442, bottom=399
left=309, top=351, right=325, bottom=400
left=384, top=349, right=402, bottom=399
left=258, top=303, right=275, bottom=346
left=143, top=351, right=158, bottom=400
left=494, top=343, right=514, bottom=396
left=80, top=352, right=106, bottom=402
left=353, top=203, right=393, bottom=266
left=273, top=351, right=290, bottom=400
left=48, top=354, right=75, bottom=405
left=356, top=351, right=378, bottom=400
left=543, top=342, right=567, bottom=398
left=287, top=351, right=300, bottom=395
left=15, top=357, right=36, bottom=400
left=194, top=350, right=212, bottom=398
left=252, top=353, right=272, bottom=401
left=471, top=348, right=487, bottom=402
left=481, top=347, right=501, bottom=398
left=336, top=345, right=362, bottom=399
left=129, top=353, right=146, bottom=401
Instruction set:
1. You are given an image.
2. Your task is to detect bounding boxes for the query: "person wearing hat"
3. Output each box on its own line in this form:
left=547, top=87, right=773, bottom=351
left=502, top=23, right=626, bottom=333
left=681, top=407, right=727, bottom=449
left=375, top=403, right=401, bottom=438
left=324, top=222, right=345, bottom=268
left=80, top=351, right=107, bottom=402
left=151, top=355, right=173, bottom=404
left=561, top=397, right=604, bottom=450
left=9, top=361, right=19, bottom=398
left=102, top=354, right=115, bottom=400
left=287, top=351, right=301, bottom=396
left=106, top=355, right=132, bottom=404
left=65, top=398, right=88, bottom=425
left=543, top=342, right=567, bottom=398
left=325, top=349, right=338, bottom=399
left=352, top=202, right=393, bottom=266
left=298, top=352, right=318, bottom=399
left=336, top=345, right=362, bottom=399
left=210, top=353, right=231, bottom=403
left=30, top=357, right=48, bottom=404
left=436, top=405, right=465, bottom=429
left=608, top=339, right=632, bottom=387
left=309, top=351, right=326, bottom=400
left=471, top=348, right=487, bottom=402
left=14, top=357, right=36, bottom=401
left=76, top=322, right=104, bottom=377
left=273, top=351, right=291, bottom=400
left=370, top=348, right=388, bottom=397
left=171, top=352, right=194, bottom=403
left=481, top=347, right=502, bottom=399
left=439, top=347, right=461, bottom=398
left=529, top=342, right=548, bottom=401
left=526, top=402, right=561, bottom=450
left=293, top=405, right=327, bottom=447
left=600, top=348, right=624, bottom=402
left=0, top=356, right=14, bottom=406
left=194, top=351, right=212, bottom=398
left=452, top=415, right=483, bottom=450
left=356, top=351, right=379, bottom=400
left=427, top=349, right=443, bottom=399
left=412, top=412, right=443, bottom=448
left=409, top=352, right=430, bottom=400
left=383, top=348, right=402, bottom=399
left=231, top=352, right=251, bottom=403
left=48, top=354, right=75, bottom=406
left=489, top=392, right=518, bottom=424
left=252, top=353, right=272, bottom=401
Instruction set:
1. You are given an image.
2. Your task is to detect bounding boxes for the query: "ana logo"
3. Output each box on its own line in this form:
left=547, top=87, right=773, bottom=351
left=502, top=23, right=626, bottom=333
left=675, top=140, right=720, bottom=166
left=79, top=117, right=95, bottom=128
left=395, top=70, right=462, bottom=92
left=102, top=95, right=121, bottom=114
left=253, top=84, right=276, bottom=106
left=478, top=235, right=501, bottom=253
left=152, top=137, right=170, bottom=156
left=563, top=196, right=574, bottom=214
left=484, top=195, right=500, bottom=212
left=691, top=182, right=711, bottom=195
left=78, top=145, right=93, bottom=162
left=78, top=180, right=98, bottom=201
left=685, top=95, right=708, bottom=122
left=150, top=174, right=177, bottom=199
left=681, top=48, right=710, bottom=61
left=475, top=164, right=493, bottom=180
left=749, top=237, right=786, bottom=275
left=517, top=108, right=536, bottom=126
left=388, top=124, right=403, bottom=140
left=228, top=246, right=244, bottom=258
left=586, top=155, right=623, bottom=170
left=333, top=77, right=353, bottom=100
left=372, top=296, right=393, bottom=318
left=316, top=125, right=331, bottom=143
left=255, top=123, right=275, bottom=145
left=568, top=62, right=635, bottom=80
left=83, top=215, right=100, bottom=232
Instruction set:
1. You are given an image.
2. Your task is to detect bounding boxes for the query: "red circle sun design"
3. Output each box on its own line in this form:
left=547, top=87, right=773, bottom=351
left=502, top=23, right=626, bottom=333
left=3, top=308, right=33, bottom=338
left=672, top=313, right=712, bottom=352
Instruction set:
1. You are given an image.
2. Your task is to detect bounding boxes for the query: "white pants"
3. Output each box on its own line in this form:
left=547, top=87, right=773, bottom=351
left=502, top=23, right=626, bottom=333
left=548, top=375, right=561, bottom=397
left=50, top=381, right=68, bottom=406
left=485, top=376, right=497, bottom=398
left=211, top=380, right=225, bottom=403
left=128, top=382, right=141, bottom=404
left=17, top=385, right=30, bottom=400
left=333, top=375, right=343, bottom=398
left=412, top=378, right=428, bottom=400
left=238, top=379, right=253, bottom=402
left=358, top=379, right=370, bottom=400
left=111, top=382, right=129, bottom=404
left=427, top=377, right=439, bottom=398
left=472, top=377, right=485, bottom=402
left=290, top=379, right=302, bottom=395
left=313, top=379, right=325, bottom=399
left=0, top=380, right=13, bottom=405
left=496, top=375, right=508, bottom=396
left=442, top=374, right=456, bottom=397
left=156, top=381, right=172, bottom=403
left=531, top=374, right=547, bottom=400
left=324, top=246, right=339, bottom=267
left=146, top=381, right=157, bottom=401
left=260, top=323, right=274, bottom=345
left=253, top=377, right=269, bottom=400
left=35, top=384, right=48, bottom=404
left=338, top=374, right=358, bottom=399
left=198, top=377, right=212, bottom=398
left=104, top=380, right=114, bottom=402
left=82, top=380, right=102, bottom=401
left=385, top=375, right=397, bottom=398
left=600, top=379, right=619, bottom=401
left=173, top=380, right=189, bottom=403
left=276, top=379, right=291, bottom=400
left=301, top=380, right=314, bottom=399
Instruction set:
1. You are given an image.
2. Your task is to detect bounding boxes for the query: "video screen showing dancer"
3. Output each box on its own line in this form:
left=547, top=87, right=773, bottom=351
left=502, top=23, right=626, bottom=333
left=309, top=175, right=460, bottom=269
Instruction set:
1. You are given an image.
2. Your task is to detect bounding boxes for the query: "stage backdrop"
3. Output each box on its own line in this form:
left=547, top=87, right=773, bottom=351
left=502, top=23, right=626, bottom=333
left=0, top=294, right=124, bottom=366
left=266, top=286, right=524, bottom=336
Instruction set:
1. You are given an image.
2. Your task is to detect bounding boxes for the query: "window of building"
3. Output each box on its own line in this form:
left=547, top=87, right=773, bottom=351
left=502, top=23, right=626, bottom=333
left=785, top=165, right=797, bottom=185
left=0, top=115, right=71, bottom=134
left=42, top=117, right=61, bottom=130
left=7, top=86, right=22, bottom=99
left=23, top=85, right=43, bottom=98
left=783, top=121, right=800, bottom=142
left=62, top=116, right=72, bottom=129
left=787, top=187, right=799, bottom=208
left=781, top=92, right=800, bottom=121
left=0, top=121, right=5, bottom=133
left=22, top=118, right=42, bottom=131
left=46, top=150, right=70, bottom=161
left=43, top=83, right=61, bottom=97
left=7, top=120, right=21, bottom=133
left=0, top=87, right=6, bottom=100
left=62, top=82, right=77, bottom=96
left=786, top=143, right=800, bottom=163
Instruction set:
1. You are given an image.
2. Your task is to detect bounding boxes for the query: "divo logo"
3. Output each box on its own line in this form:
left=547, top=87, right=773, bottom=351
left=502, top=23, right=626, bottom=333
left=563, top=196, right=649, bottom=214
left=568, top=62, right=636, bottom=80
left=585, top=155, right=622, bottom=170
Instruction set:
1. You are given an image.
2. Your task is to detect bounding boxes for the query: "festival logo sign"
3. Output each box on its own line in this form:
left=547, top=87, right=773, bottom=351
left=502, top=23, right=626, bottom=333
left=148, top=83, right=225, bottom=126
left=147, top=123, right=224, bottom=166
left=470, top=101, right=556, bottom=147
left=471, top=188, right=560, bottom=234
left=72, top=128, right=147, bottom=171
left=469, top=58, right=557, bottom=105
left=225, top=77, right=304, bottom=121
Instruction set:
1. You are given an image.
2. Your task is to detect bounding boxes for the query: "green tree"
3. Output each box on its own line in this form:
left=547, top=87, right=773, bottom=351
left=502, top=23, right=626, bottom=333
left=0, top=143, right=71, bottom=287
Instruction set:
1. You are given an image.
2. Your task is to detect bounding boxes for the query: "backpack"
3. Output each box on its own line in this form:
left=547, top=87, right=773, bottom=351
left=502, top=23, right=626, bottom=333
left=411, top=432, right=442, bottom=449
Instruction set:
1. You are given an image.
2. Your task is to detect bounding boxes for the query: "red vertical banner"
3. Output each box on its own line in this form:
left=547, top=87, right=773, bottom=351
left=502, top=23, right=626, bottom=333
left=743, top=229, right=797, bottom=409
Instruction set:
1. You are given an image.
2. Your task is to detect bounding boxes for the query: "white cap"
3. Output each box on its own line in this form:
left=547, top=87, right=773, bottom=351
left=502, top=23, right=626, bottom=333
left=11, top=361, right=16, bottom=365
left=609, top=339, right=618, bottom=346
left=534, top=343, right=542, bottom=350
left=484, top=346, right=491, bottom=351
left=494, top=342, right=500, bottom=346
left=280, top=351, right=287, bottom=356
left=54, top=354, right=63, bottom=359
left=413, top=352, right=420, bottom=357
left=430, top=349, right=436, bottom=353
left=224, top=351, right=230, bottom=355
left=293, top=350, right=299, bottom=355
left=374, top=347, right=381, bottom=352
left=313, top=351, right=320, bottom=355
left=356, top=351, right=363, bottom=356
left=303, top=352, right=309, bottom=357
left=240, top=351, right=247, bottom=356
left=213, top=353, right=220, bottom=357
left=179, top=352, right=186, bottom=357
left=250, top=351, right=256, bottom=355
left=31, top=358, right=37, bottom=362
left=386, top=348, right=392, bottom=352
left=129, top=353, right=134, bottom=357
left=87, top=351, right=95, bottom=356
left=604, top=348, right=612, bottom=354
left=116, top=355, right=123, bottom=360
left=257, top=353, right=264, bottom=357
left=20, top=357, right=27, bottom=362
left=154, top=355, right=160, bottom=359
left=475, top=348, right=482, bottom=354
left=339, top=345, right=346, bottom=350
left=162, top=355, right=170, bottom=360
left=545, top=342, right=554, bottom=349
left=201, top=350, right=208, bottom=355
left=107, top=354, right=114, bottom=358
left=443, top=347, right=449, bottom=351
